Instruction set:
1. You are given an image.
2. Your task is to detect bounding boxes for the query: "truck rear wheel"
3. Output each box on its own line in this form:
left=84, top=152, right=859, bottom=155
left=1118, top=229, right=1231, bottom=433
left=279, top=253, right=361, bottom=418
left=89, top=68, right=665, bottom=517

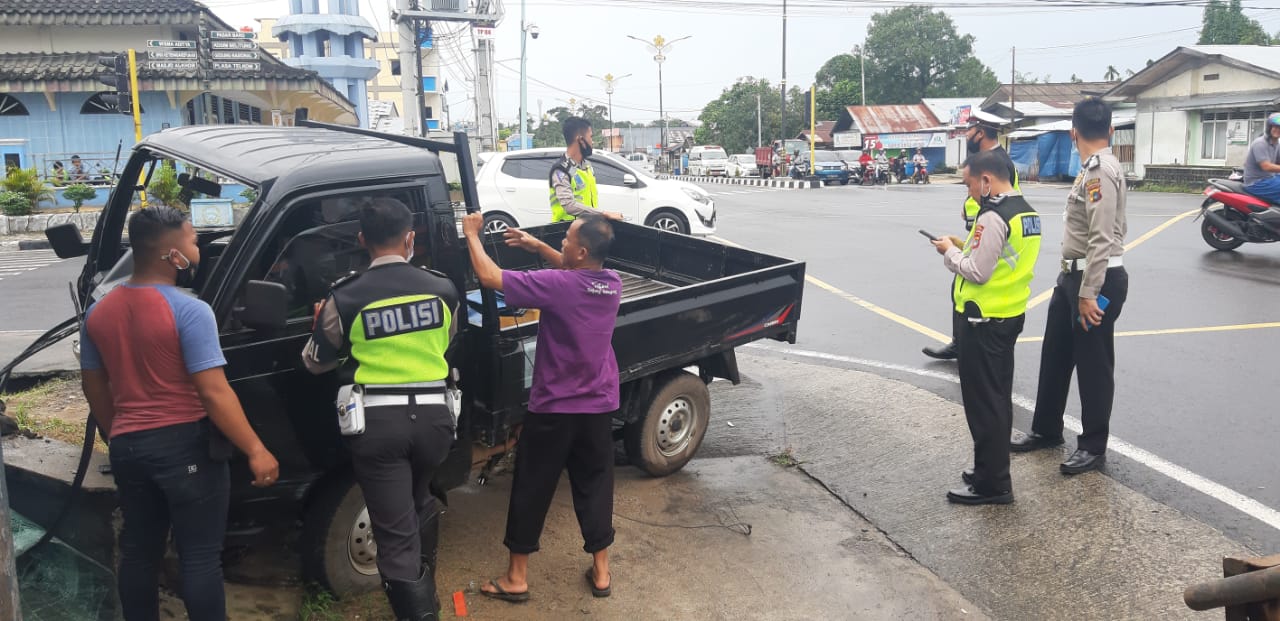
left=624, top=371, right=710, bottom=477
left=301, top=474, right=381, bottom=595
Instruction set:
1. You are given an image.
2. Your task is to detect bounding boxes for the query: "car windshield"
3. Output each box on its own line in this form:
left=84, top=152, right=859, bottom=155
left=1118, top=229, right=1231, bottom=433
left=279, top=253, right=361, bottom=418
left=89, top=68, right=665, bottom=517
left=814, top=151, right=842, bottom=162
left=702, top=149, right=728, bottom=160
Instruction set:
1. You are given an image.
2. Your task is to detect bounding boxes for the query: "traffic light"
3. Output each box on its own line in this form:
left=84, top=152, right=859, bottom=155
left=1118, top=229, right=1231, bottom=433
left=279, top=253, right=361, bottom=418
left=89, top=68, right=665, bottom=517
left=97, top=54, right=132, bottom=115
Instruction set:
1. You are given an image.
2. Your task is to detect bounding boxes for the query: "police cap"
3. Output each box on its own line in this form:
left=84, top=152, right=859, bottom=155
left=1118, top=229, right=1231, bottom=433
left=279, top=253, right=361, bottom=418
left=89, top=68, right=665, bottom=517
left=967, top=109, right=1010, bottom=131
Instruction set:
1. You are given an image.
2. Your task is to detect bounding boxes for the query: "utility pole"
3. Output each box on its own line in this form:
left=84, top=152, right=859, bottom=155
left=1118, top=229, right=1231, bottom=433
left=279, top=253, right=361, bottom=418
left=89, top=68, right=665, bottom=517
left=395, top=1, right=487, bottom=137
left=860, top=46, right=866, bottom=106
left=0, top=442, right=21, bottom=621
left=473, top=0, right=498, bottom=150
left=756, top=92, right=762, bottom=147
left=1010, top=46, right=1016, bottom=127
left=519, top=0, right=529, bottom=149
left=780, top=0, right=787, bottom=146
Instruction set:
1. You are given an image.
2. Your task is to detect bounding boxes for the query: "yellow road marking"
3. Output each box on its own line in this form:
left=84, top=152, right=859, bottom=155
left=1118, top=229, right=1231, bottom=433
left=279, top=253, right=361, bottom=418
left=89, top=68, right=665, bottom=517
left=1027, top=208, right=1199, bottom=310
left=1017, top=321, right=1280, bottom=343
left=805, top=275, right=951, bottom=343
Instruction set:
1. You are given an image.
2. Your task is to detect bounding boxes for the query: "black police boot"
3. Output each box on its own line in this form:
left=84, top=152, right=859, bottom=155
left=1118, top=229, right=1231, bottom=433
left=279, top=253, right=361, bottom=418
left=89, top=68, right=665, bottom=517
left=382, top=565, right=438, bottom=621
left=922, top=339, right=958, bottom=360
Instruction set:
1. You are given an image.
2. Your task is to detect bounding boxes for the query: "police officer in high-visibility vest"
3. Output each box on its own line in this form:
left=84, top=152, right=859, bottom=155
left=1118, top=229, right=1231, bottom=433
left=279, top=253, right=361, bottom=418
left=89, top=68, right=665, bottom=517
left=924, top=110, right=1020, bottom=360
left=550, top=116, right=624, bottom=223
left=931, top=149, right=1041, bottom=505
left=302, top=197, right=460, bottom=620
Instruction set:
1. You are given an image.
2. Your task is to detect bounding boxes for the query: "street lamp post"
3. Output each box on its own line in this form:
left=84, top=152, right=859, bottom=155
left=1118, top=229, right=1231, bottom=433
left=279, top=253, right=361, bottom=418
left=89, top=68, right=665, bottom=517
left=628, top=34, right=690, bottom=169
left=587, top=72, right=632, bottom=152
left=852, top=44, right=866, bottom=106
left=518, top=0, right=538, bottom=150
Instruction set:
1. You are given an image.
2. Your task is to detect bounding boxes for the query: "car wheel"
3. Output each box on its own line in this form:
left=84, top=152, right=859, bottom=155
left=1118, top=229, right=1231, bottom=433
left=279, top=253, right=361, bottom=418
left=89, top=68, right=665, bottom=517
left=624, top=371, right=711, bottom=477
left=301, top=474, right=381, bottom=596
left=482, top=213, right=516, bottom=235
left=646, top=210, right=689, bottom=235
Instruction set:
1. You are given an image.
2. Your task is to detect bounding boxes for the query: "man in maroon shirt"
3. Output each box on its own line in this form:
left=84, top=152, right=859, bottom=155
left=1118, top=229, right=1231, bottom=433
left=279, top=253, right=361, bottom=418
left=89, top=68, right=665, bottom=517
left=80, top=206, right=278, bottom=620
left=461, top=212, right=621, bottom=603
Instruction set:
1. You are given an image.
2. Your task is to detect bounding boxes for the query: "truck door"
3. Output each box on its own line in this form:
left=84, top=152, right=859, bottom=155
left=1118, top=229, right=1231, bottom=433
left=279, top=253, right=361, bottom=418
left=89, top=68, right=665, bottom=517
left=215, top=185, right=432, bottom=487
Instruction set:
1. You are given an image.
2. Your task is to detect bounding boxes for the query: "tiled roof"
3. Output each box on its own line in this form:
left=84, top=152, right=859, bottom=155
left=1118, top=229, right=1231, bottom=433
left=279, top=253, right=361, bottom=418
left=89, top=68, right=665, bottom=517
left=0, top=0, right=203, bottom=13
left=0, top=0, right=210, bottom=26
left=796, top=120, right=836, bottom=144
left=0, top=51, right=317, bottom=82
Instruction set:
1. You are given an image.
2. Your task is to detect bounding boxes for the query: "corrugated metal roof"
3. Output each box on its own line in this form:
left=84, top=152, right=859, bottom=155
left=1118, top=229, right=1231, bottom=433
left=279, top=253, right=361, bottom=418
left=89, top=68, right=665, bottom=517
left=981, top=82, right=1112, bottom=110
left=921, top=98, right=985, bottom=125
left=844, top=104, right=940, bottom=134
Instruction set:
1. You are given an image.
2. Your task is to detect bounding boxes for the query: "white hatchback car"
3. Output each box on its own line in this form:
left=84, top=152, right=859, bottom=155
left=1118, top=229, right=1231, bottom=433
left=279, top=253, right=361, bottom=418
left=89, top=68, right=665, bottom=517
left=476, top=148, right=717, bottom=236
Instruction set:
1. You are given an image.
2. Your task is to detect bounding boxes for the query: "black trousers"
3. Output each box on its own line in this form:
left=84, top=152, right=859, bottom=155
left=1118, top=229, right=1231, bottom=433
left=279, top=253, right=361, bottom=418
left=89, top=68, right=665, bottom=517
left=346, top=400, right=454, bottom=582
left=1030, top=267, right=1129, bottom=454
left=110, top=420, right=229, bottom=621
left=504, top=412, right=616, bottom=555
left=955, top=312, right=1025, bottom=495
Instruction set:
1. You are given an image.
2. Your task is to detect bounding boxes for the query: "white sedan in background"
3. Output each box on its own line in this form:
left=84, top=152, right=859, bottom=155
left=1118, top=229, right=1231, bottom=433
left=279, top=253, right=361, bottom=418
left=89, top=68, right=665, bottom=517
left=726, top=154, right=759, bottom=177
left=475, top=148, right=717, bottom=236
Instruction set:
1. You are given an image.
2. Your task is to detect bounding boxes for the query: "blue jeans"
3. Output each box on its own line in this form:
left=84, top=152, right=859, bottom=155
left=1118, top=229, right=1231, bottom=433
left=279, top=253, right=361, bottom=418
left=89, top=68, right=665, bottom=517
left=1246, top=176, right=1280, bottom=203
left=109, top=419, right=229, bottom=621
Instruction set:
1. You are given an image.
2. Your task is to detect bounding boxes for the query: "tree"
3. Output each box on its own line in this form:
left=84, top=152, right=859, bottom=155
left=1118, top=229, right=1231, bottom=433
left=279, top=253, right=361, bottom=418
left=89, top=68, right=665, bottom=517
left=864, top=6, right=1001, bottom=103
left=1104, top=65, right=1121, bottom=81
left=1200, top=0, right=1273, bottom=45
left=813, top=53, right=865, bottom=117
left=1069, top=74, right=1084, bottom=83
left=695, top=77, right=783, bottom=153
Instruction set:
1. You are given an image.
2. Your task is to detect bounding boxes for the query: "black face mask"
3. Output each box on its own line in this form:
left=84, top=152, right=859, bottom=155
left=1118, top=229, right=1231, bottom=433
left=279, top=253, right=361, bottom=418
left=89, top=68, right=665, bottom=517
left=578, top=138, right=594, bottom=159
left=966, top=133, right=983, bottom=154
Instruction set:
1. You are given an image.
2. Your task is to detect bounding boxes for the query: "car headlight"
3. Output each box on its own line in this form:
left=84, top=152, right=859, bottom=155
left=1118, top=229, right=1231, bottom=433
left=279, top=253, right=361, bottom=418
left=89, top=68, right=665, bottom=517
left=682, top=187, right=711, bottom=205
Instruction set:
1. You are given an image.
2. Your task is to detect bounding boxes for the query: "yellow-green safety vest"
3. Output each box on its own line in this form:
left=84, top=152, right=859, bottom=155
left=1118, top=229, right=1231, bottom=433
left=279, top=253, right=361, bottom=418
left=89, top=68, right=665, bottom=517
left=953, top=195, right=1041, bottom=319
left=549, top=158, right=599, bottom=222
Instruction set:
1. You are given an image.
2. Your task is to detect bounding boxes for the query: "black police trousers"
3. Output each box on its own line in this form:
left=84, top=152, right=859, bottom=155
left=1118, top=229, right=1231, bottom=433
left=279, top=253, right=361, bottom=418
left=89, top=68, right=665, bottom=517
left=955, top=312, right=1025, bottom=495
left=1030, top=267, right=1129, bottom=454
left=503, top=412, right=616, bottom=555
left=345, top=399, right=454, bottom=582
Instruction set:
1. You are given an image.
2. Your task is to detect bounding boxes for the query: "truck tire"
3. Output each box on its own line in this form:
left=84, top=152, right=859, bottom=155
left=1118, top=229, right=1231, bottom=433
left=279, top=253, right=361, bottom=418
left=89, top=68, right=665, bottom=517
left=301, top=474, right=382, bottom=595
left=624, top=371, right=710, bottom=477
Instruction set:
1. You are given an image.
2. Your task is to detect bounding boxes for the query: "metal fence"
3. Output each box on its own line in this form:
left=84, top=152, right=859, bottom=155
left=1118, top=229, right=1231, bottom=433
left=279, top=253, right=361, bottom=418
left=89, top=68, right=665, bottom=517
left=29, top=152, right=124, bottom=187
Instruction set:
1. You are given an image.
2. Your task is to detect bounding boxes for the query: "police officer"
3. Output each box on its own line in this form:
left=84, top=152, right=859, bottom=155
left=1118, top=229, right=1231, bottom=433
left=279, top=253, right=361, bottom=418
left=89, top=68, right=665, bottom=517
left=924, top=110, right=1020, bottom=360
left=1013, top=97, right=1128, bottom=475
left=302, top=197, right=460, bottom=620
left=552, top=116, right=624, bottom=223
left=932, top=149, right=1041, bottom=505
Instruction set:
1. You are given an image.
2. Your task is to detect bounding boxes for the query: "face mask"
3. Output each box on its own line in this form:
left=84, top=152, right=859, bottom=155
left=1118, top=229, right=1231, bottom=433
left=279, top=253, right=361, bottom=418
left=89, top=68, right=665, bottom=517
left=168, top=250, right=197, bottom=288
left=579, top=138, right=594, bottom=159
left=966, top=132, right=983, bottom=154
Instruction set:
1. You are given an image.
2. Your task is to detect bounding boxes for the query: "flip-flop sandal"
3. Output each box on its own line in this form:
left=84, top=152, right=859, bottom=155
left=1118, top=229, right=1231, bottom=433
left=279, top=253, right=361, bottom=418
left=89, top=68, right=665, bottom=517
left=480, top=578, right=530, bottom=603
left=585, top=568, right=611, bottom=598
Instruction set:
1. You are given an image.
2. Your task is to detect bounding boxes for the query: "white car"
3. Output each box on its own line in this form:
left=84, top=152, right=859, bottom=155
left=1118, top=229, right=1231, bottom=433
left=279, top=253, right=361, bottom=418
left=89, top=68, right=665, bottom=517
left=726, top=154, right=759, bottom=177
left=622, top=152, right=654, bottom=175
left=687, top=145, right=729, bottom=177
left=476, top=148, right=717, bottom=236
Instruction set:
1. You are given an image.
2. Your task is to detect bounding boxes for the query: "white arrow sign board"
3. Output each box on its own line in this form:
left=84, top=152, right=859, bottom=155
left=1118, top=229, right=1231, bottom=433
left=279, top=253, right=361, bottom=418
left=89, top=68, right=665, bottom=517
left=147, top=40, right=196, bottom=48
left=211, top=51, right=257, bottom=60
left=209, top=31, right=255, bottom=39
left=211, top=40, right=257, bottom=50
left=148, top=50, right=198, bottom=60
left=212, top=61, right=261, bottom=71
left=148, top=61, right=199, bottom=70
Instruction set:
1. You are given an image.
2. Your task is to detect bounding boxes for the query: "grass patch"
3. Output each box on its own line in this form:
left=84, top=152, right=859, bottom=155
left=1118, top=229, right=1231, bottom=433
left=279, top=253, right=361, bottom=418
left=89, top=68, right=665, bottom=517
left=298, top=587, right=391, bottom=621
left=768, top=448, right=800, bottom=468
left=2, top=376, right=100, bottom=448
left=1133, top=182, right=1201, bottom=194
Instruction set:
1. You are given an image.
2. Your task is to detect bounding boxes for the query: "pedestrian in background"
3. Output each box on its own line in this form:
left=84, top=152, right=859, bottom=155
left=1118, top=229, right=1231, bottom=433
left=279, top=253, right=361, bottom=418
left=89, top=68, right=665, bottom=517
left=79, top=206, right=279, bottom=621
left=302, top=197, right=460, bottom=620
left=1013, top=97, right=1128, bottom=475
left=463, top=211, right=621, bottom=603
left=932, top=150, right=1041, bottom=505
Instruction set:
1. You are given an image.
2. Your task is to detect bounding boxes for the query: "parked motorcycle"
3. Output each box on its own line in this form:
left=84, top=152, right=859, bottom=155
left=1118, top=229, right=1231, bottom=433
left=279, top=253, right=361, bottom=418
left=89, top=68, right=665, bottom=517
left=1198, top=177, right=1280, bottom=250
left=912, top=167, right=930, bottom=184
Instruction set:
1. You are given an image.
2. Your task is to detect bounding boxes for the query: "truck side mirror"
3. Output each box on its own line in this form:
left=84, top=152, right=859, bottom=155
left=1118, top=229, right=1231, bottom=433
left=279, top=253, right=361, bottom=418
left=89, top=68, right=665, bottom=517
left=235, top=280, right=288, bottom=331
left=46, top=223, right=89, bottom=259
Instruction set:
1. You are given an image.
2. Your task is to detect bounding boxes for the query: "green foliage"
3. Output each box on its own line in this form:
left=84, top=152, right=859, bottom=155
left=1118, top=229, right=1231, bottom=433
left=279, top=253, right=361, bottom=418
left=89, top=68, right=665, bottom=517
left=239, top=186, right=258, bottom=205
left=1200, top=0, right=1274, bottom=44
left=694, top=77, right=783, bottom=154
left=2, top=166, right=54, bottom=210
left=146, top=161, right=184, bottom=210
left=0, top=191, right=32, bottom=216
left=813, top=54, right=865, bottom=119
left=864, top=6, right=1000, bottom=103
left=62, top=184, right=98, bottom=213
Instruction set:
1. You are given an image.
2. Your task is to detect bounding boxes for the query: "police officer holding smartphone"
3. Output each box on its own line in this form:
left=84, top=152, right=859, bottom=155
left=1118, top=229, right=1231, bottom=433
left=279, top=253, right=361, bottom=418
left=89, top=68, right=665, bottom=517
left=1012, top=97, right=1129, bottom=476
left=302, top=197, right=460, bottom=620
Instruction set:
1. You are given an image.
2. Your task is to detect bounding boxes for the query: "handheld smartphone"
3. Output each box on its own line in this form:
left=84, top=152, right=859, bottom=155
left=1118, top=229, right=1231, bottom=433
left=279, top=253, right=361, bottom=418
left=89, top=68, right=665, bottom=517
left=918, top=229, right=939, bottom=241
left=1082, top=294, right=1111, bottom=331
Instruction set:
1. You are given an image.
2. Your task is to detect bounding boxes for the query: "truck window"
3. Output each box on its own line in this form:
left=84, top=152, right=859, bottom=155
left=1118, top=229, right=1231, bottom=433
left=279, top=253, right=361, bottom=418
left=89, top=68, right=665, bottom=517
left=258, top=188, right=421, bottom=319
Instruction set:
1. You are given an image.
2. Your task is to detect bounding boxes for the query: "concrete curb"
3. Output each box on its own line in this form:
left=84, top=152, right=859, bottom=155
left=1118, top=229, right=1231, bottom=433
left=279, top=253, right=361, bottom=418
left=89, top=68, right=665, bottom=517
left=657, top=174, right=822, bottom=189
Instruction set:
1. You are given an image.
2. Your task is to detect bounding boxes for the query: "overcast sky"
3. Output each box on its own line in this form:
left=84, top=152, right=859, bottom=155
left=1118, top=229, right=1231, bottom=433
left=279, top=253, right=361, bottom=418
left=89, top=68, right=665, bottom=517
left=211, top=0, right=1280, bottom=126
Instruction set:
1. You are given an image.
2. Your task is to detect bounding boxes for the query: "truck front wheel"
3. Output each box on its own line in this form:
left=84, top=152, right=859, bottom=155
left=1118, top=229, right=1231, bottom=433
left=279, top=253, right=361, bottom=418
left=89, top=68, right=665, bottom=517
left=301, top=474, right=382, bottom=595
left=624, top=371, right=710, bottom=476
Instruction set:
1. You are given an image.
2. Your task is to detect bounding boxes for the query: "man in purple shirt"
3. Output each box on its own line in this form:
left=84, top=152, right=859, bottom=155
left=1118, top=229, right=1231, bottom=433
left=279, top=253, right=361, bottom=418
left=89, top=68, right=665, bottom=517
left=461, top=211, right=621, bottom=603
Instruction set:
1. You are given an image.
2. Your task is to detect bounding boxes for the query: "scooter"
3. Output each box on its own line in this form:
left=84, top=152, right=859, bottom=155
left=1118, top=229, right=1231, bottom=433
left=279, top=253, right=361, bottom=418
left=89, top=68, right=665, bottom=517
left=1198, top=177, right=1280, bottom=250
left=912, top=167, right=930, bottom=184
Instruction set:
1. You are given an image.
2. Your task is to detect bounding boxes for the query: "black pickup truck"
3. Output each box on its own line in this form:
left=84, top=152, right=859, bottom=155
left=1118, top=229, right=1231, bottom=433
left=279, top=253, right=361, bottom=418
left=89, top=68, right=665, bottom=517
left=39, top=122, right=806, bottom=594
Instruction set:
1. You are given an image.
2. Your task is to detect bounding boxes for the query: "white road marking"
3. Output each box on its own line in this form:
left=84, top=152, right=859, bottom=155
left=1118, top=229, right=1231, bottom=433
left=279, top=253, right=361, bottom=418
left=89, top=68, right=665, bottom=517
left=0, top=250, right=64, bottom=282
left=746, top=343, right=1280, bottom=533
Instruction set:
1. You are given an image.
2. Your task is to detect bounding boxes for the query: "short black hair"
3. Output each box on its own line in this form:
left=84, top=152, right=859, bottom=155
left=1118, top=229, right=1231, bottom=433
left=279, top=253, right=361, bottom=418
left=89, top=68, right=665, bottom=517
left=128, top=206, right=188, bottom=254
left=563, top=116, right=591, bottom=145
left=359, top=197, right=413, bottom=247
left=575, top=213, right=614, bottom=263
left=1072, top=97, right=1112, bottom=141
left=974, top=124, right=998, bottom=140
left=964, top=149, right=1011, bottom=183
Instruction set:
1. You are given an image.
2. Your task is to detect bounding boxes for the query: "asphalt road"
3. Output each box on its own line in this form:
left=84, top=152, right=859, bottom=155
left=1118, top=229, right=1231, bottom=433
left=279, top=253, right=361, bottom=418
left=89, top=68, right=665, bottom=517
left=0, top=250, right=80, bottom=375
left=699, top=178, right=1280, bottom=553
